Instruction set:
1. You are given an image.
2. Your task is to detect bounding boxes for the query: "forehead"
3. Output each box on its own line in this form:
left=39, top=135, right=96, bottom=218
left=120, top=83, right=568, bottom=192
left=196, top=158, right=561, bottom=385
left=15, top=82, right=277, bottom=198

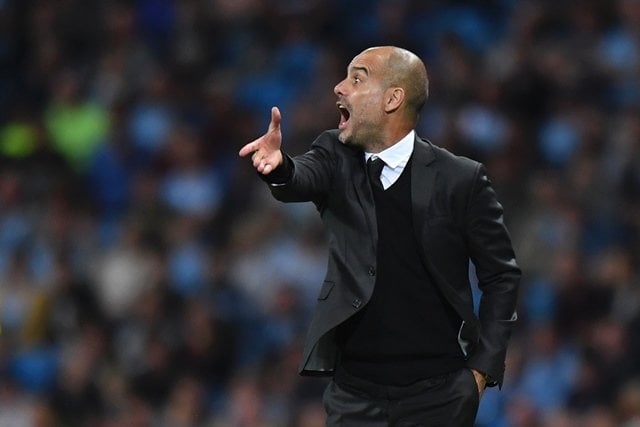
left=348, top=50, right=387, bottom=74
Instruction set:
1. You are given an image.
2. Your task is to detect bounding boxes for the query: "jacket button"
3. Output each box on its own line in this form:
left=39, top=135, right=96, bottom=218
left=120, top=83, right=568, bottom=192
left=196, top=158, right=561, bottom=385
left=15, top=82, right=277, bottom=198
left=367, top=266, right=376, bottom=276
left=352, top=299, right=362, bottom=309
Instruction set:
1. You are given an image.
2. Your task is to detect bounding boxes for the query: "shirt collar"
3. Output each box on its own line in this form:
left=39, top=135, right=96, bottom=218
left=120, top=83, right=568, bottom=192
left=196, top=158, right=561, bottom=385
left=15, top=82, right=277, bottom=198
left=364, top=130, right=415, bottom=168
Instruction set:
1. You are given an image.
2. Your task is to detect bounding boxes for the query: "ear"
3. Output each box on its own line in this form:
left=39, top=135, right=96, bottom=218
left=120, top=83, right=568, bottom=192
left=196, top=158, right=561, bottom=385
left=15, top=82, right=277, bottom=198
left=384, top=87, right=404, bottom=113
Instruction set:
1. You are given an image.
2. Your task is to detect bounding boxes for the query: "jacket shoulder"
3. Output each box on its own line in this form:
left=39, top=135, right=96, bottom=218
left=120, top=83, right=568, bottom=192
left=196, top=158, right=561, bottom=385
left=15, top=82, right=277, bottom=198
left=422, top=138, right=481, bottom=178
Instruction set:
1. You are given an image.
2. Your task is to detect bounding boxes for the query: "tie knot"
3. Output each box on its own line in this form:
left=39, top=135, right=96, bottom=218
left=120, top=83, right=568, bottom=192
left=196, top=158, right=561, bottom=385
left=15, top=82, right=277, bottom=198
left=367, top=156, right=385, bottom=189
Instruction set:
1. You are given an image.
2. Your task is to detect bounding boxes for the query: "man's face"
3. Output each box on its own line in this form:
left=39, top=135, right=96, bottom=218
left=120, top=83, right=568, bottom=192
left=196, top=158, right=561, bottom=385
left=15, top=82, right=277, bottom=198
left=334, top=50, right=389, bottom=148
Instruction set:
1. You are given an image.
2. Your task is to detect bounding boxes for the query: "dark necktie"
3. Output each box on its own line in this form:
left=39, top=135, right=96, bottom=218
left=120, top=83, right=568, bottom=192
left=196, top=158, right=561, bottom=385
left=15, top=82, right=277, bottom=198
left=367, top=156, right=385, bottom=190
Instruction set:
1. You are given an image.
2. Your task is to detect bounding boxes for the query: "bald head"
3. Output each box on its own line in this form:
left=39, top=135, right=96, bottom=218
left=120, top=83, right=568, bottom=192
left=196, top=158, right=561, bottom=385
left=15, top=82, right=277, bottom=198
left=361, top=46, right=429, bottom=123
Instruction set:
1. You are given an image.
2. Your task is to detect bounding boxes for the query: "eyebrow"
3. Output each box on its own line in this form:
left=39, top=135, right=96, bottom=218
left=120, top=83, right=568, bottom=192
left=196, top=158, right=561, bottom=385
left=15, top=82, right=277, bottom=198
left=349, top=66, right=369, bottom=76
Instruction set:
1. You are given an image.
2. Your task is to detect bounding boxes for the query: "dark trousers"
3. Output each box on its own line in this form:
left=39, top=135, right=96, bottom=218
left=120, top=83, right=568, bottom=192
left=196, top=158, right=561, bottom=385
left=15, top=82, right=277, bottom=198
left=323, top=367, right=479, bottom=426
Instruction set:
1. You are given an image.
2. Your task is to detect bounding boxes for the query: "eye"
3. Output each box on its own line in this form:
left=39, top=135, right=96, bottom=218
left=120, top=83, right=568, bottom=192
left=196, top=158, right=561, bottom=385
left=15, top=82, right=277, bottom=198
left=353, top=77, right=361, bottom=84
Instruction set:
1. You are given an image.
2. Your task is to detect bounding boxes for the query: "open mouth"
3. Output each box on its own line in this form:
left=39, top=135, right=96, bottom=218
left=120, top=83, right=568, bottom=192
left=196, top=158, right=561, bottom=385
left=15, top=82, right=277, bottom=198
left=337, top=103, right=350, bottom=130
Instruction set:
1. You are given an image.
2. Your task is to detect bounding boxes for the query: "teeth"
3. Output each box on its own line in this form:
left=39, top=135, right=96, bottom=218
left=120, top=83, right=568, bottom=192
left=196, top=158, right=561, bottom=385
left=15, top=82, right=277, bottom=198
left=336, top=102, right=350, bottom=130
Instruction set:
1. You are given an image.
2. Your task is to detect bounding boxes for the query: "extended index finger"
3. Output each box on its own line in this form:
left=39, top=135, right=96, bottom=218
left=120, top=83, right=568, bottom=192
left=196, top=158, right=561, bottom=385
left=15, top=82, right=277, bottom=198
left=268, top=106, right=281, bottom=133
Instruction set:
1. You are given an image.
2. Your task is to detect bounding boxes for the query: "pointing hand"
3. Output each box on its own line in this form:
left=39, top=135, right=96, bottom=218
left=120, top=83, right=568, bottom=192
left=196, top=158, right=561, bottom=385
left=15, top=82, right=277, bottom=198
left=239, top=107, right=283, bottom=175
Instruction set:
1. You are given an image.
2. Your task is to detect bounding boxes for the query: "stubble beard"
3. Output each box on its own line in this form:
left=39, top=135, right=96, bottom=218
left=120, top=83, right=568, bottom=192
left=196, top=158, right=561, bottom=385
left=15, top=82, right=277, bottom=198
left=338, top=101, right=387, bottom=152
left=339, top=129, right=366, bottom=150
left=338, top=125, right=360, bottom=148
left=339, top=123, right=385, bottom=153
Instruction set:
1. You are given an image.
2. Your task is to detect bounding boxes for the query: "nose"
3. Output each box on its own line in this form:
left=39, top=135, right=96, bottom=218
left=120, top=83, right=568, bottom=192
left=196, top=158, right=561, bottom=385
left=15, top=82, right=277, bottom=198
left=334, top=79, right=346, bottom=96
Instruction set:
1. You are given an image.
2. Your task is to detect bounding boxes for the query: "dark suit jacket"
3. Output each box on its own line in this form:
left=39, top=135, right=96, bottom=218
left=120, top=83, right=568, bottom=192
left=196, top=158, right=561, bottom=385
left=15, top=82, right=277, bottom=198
left=265, top=130, right=520, bottom=387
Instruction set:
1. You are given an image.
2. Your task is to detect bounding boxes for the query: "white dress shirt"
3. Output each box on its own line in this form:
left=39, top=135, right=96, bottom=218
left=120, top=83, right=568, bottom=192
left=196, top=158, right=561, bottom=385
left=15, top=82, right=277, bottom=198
left=364, top=130, right=415, bottom=190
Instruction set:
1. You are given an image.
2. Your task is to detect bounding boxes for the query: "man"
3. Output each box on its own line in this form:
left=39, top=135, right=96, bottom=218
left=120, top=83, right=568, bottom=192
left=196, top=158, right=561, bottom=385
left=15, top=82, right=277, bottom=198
left=239, top=46, right=520, bottom=426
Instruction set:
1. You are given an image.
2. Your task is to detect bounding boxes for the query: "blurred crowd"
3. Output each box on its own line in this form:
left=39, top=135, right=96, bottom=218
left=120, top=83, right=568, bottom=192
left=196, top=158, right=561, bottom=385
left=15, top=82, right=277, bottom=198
left=1, top=0, right=640, bottom=426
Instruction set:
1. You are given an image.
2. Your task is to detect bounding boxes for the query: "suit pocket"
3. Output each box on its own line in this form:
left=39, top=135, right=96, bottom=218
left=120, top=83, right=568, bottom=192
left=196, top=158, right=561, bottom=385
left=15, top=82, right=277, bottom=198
left=317, top=281, right=335, bottom=300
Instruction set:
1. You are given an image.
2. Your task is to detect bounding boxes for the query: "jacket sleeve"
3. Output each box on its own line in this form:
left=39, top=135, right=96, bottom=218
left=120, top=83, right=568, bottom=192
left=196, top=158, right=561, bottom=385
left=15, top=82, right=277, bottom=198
left=464, top=164, right=521, bottom=388
left=260, top=131, right=337, bottom=204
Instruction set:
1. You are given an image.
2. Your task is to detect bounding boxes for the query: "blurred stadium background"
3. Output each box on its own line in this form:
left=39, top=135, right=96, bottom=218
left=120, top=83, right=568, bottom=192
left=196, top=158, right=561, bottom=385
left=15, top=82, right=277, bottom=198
left=1, top=0, right=640, bottom=426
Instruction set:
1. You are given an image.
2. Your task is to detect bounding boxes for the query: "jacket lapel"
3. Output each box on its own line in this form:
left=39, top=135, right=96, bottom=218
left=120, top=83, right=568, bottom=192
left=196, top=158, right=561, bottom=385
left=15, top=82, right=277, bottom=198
left=411, top=137, right=478, bottom=335
left=350, top=151, right=377, bottom=253
left=411, top=136, right=437, bottom=245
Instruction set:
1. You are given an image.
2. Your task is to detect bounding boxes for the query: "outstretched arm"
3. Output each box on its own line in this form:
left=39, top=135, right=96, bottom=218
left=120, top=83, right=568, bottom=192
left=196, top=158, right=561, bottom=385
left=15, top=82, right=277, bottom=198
left=238, top=106, right=283, bottom=175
